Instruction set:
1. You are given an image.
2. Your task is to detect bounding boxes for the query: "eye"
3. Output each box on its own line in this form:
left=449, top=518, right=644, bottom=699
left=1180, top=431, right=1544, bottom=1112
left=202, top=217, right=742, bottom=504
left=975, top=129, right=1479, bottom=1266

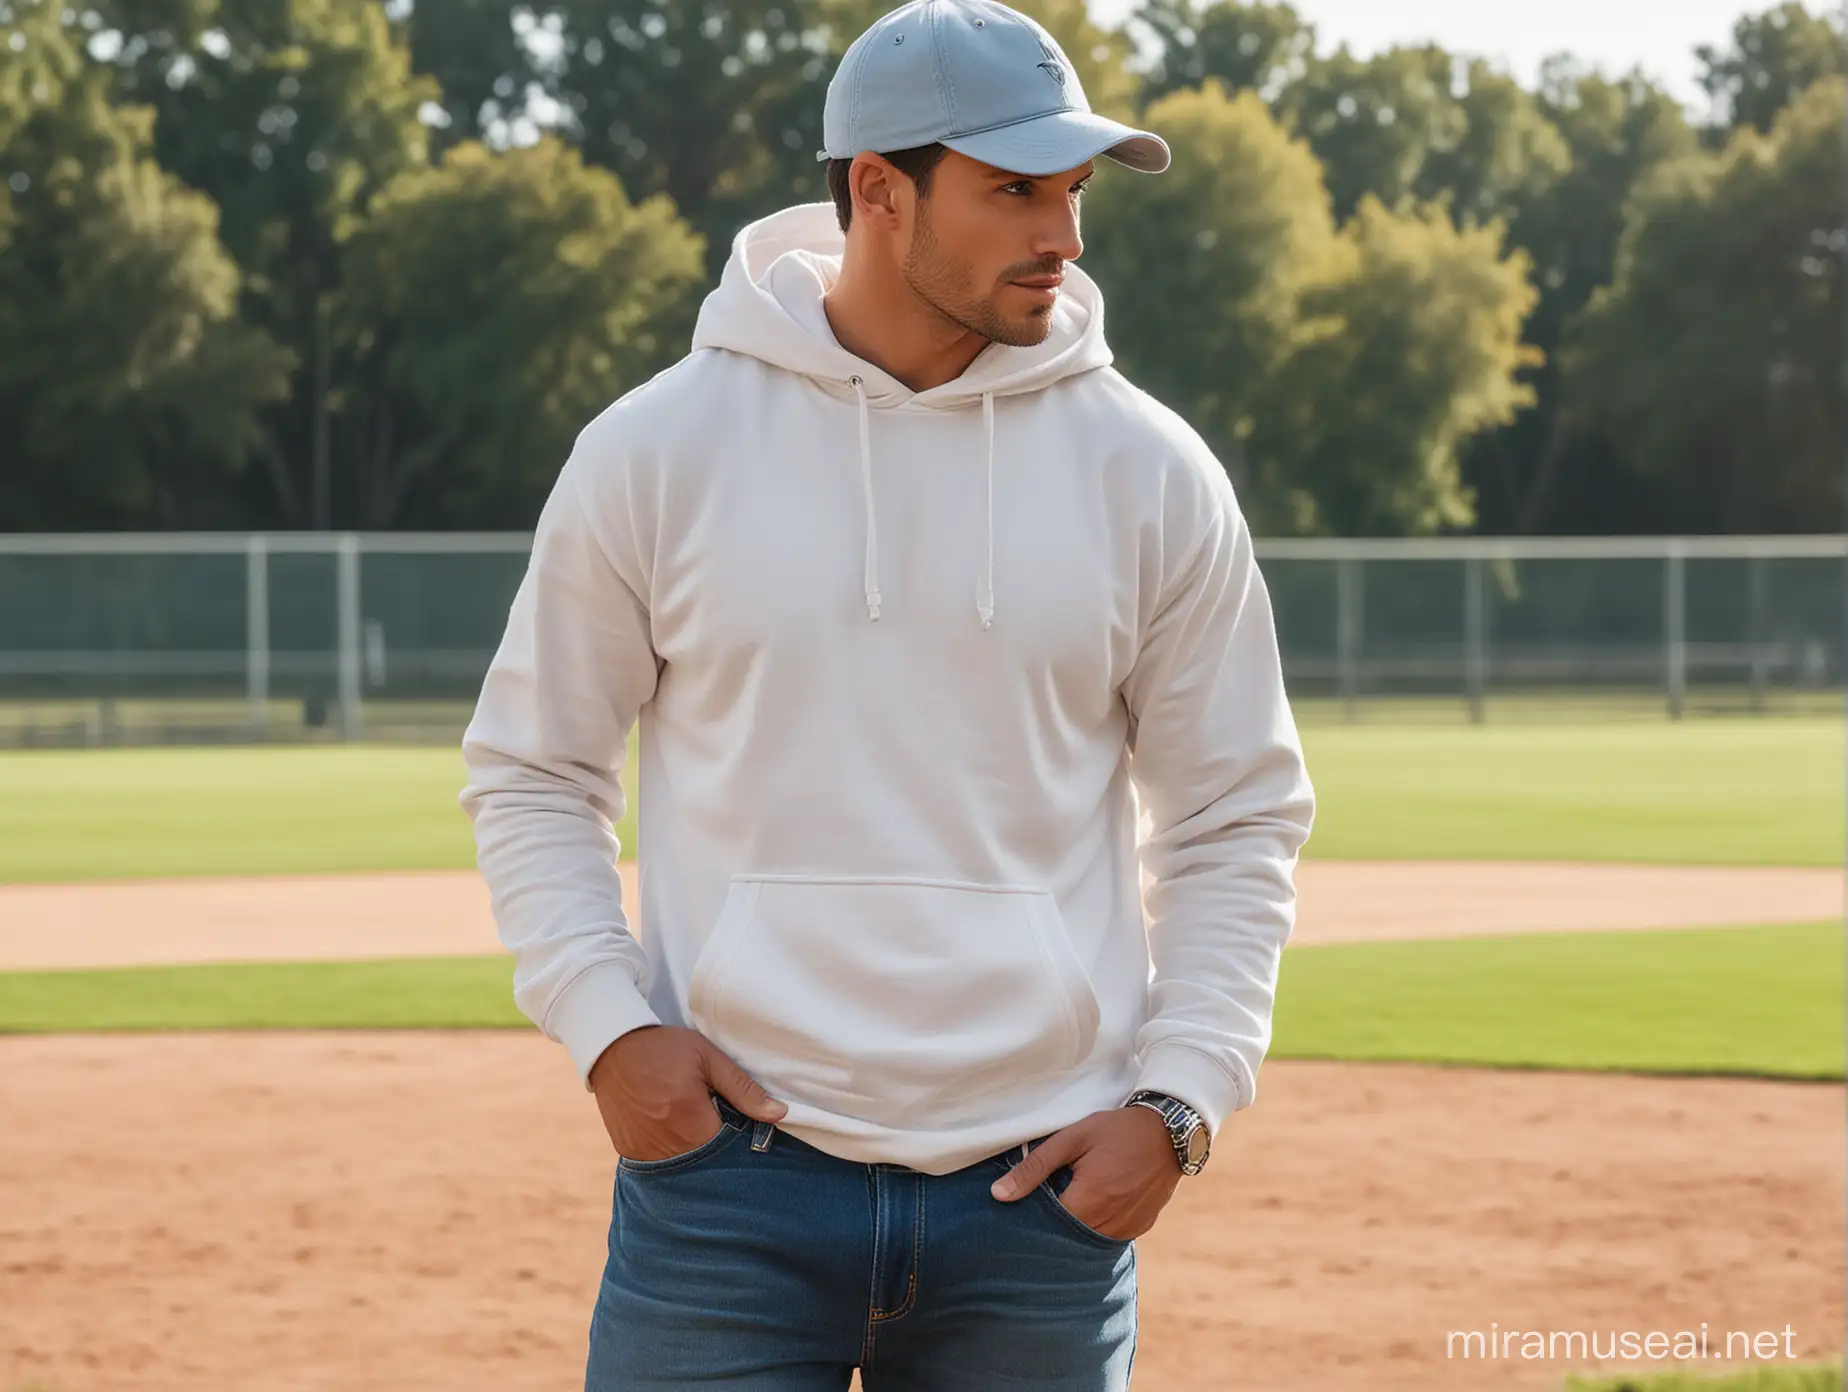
left=1000, top=180, right=1034, bottom=196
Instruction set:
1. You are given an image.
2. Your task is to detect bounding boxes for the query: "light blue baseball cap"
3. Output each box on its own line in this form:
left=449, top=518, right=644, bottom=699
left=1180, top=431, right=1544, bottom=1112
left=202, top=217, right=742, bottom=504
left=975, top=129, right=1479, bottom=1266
left=818, top=0, right=1171, bottom=177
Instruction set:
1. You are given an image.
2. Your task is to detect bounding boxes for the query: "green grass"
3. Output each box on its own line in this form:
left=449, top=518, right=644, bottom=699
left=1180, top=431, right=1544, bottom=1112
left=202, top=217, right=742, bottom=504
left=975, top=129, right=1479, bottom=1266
left=0, top=717, right=1838, bottom=883
left=1564, top=1362, right=1841, bottom=1390
left=1272, top=922, right=1843, bottom=1080
left=1299, top=717, right=1843, bottom=866
left=5, top=925, right=1840, bottom=1085
left=0, top=955, right=525, bottom=1032
left=0, top=743, right=637, bottom=884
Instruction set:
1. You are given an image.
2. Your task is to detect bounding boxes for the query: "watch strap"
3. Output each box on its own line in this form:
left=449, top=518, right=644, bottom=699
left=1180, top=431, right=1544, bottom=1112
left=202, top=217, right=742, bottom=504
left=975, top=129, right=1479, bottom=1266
left=1126, top=1089, right=1209, bottom=1175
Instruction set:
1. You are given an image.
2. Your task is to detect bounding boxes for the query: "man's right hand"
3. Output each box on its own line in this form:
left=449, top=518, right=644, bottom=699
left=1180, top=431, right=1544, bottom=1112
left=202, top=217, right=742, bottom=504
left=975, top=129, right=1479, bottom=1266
left=587, top=1024, right=788, bottom=1163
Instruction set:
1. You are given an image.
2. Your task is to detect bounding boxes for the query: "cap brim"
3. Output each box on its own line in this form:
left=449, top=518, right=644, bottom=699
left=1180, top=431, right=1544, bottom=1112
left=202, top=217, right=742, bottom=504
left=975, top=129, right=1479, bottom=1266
left=941, top=109, right=1171, bottom=177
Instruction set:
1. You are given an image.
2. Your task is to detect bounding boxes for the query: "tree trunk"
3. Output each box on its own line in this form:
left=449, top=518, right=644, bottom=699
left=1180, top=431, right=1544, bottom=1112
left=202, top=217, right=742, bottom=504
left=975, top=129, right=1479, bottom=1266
left=311, top=295, right=332, bottom=530
left=256, top=432, right=303, bottom=527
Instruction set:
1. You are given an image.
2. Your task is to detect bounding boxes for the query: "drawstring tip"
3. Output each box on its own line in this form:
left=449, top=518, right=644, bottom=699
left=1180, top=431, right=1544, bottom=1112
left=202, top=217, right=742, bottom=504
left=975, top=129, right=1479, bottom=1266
left=977, top=606, right=994, bottom=630
left=867, top=592, right=883, bottom=622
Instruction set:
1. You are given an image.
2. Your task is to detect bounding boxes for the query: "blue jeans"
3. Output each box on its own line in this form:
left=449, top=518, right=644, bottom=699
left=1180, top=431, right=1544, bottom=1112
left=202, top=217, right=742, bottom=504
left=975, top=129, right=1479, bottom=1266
left=586, top=1094, right=1138, bottom=1389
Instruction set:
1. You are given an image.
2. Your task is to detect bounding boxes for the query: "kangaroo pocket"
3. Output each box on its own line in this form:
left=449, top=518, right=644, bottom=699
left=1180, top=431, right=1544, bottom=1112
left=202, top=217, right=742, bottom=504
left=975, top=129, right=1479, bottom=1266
left=685, top=874, right=1102, bottom=1130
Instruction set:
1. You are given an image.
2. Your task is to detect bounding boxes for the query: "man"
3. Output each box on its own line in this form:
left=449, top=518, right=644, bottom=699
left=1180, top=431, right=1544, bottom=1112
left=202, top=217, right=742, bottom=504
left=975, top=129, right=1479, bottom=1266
left=459, top=0, right=1315, bottom=1386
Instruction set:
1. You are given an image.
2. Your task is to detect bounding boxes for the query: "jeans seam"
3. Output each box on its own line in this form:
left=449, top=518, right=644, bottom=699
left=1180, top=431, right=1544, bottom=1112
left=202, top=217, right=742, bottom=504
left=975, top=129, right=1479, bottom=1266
left=870, top=1174, right=923, bottom=1323
left=860, top=1169, right=879, bottom=1366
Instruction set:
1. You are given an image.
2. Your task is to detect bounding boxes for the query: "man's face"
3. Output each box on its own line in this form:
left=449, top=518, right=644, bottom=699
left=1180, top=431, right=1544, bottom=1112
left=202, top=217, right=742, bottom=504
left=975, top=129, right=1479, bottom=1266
left=900, top=151, right=1093, bottom=348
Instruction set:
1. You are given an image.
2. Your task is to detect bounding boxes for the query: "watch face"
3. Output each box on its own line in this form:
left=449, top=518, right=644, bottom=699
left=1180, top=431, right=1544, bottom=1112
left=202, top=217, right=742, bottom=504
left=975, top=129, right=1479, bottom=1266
left=1184, top=1127, right=1210, bottom=1167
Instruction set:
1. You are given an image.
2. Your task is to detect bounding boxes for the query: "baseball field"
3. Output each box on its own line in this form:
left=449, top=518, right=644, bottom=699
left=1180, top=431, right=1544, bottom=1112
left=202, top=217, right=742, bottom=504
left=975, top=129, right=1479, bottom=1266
left=2, top=716, right=1842, bottom=1390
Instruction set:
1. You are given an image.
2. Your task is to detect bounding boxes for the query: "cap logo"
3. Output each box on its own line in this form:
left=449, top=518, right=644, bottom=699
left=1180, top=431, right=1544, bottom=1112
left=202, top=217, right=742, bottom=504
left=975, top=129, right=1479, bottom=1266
left=1036, top=39, right=1065, bottom=88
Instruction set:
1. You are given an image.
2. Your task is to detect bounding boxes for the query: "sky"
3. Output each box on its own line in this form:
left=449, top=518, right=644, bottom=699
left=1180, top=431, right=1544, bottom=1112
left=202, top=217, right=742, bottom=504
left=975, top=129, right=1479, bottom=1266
left=1090, top=0, right=1776, bottom=107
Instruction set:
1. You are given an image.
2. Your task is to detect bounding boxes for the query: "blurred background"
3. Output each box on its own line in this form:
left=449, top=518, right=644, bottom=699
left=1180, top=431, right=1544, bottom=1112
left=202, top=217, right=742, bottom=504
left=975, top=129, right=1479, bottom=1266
left=1, top=0, right=1844, bottom=744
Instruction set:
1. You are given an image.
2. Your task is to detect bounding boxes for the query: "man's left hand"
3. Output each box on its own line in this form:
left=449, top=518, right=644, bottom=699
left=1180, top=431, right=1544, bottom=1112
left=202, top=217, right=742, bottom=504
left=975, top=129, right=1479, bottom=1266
left=988, top=1104, right=1183, bottom=1241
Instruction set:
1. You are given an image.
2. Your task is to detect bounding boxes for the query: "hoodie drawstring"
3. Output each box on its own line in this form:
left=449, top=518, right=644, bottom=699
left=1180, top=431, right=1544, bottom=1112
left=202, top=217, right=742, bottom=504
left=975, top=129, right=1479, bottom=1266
left=977, top=391, right=995, bottom=630
left=850, top=376, right=997, bottom=631
left=851, top=375, right=881, bottom=622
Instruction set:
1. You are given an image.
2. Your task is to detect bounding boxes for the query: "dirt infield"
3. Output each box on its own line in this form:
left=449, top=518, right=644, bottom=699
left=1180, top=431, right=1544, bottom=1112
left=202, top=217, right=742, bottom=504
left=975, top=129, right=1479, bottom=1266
left=1, top=1032, right=1838, bottom=1392
left=1, top=861, right=1840, bottom=970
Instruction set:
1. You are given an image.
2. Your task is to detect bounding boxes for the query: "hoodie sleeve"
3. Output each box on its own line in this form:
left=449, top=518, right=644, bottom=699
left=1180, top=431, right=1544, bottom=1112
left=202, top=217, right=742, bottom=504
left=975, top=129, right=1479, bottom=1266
left=1120, top=456, right=1315, bottom=1138
left=459, top=442, right=662, bottom=1091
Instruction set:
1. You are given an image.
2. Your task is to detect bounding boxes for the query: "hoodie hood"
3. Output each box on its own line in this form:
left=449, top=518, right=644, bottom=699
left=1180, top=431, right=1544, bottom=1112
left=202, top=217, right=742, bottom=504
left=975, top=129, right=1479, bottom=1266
left=691, top=202, right=1113, bottom=408
left=690, top=202, right=1114, bottom=629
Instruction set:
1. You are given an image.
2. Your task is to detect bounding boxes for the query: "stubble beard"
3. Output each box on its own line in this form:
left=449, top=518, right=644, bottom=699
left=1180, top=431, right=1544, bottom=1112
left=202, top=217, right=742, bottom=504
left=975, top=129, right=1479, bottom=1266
left=901, top=200, right=1054, bottom=349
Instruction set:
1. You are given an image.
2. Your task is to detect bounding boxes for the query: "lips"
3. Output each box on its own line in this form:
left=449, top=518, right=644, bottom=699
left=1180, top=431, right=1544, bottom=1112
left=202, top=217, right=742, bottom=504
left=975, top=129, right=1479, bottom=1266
left=1012, top=277, right=1063, bottom=290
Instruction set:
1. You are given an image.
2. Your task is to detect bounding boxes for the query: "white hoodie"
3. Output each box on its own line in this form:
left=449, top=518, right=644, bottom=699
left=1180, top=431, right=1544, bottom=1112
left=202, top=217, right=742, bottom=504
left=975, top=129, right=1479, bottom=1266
left=460, top=203, right=1314, bottom=1176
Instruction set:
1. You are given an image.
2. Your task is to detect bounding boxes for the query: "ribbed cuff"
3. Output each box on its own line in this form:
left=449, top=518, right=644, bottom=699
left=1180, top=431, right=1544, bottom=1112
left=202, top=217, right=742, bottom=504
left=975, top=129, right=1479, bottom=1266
left=542, top=959, right=663, bottom=1091
left=1134, top=1042, right=1247, bottom=1138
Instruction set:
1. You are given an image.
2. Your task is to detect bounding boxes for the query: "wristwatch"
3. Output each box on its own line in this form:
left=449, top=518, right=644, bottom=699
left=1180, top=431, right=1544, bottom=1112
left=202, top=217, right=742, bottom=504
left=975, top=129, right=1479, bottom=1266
left=1125, top=1089, right=1211, bottom=1176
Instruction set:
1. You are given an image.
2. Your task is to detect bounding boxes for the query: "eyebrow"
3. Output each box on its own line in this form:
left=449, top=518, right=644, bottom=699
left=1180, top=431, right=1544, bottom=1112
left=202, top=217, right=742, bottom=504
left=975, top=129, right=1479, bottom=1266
left=990, top=167, right=1097, bottom=184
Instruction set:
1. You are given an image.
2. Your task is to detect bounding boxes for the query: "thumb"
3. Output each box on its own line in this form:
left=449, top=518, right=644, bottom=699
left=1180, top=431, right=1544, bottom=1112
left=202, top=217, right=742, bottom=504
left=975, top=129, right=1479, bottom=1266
left=697, top=1039, right=788, bottom=1122
left=991, top=1124, right=1086, bottom=1202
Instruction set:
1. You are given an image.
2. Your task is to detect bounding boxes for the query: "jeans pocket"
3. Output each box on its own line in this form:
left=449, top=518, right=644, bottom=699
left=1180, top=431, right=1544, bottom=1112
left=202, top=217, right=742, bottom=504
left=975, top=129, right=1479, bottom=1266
left=617, top=1096, right=749, bottom=1176
left=1024, top=1149, right=1132, bottom=1250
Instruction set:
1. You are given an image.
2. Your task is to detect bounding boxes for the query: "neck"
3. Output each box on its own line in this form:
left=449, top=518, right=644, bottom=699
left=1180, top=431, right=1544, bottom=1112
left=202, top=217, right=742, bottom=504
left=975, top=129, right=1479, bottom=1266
left=823, top=245, right=989, bottom=394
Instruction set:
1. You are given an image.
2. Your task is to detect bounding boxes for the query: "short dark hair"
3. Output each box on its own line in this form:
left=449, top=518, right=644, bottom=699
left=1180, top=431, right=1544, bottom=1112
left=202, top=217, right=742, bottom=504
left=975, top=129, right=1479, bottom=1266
left=826, top=143, right=951, bottom=233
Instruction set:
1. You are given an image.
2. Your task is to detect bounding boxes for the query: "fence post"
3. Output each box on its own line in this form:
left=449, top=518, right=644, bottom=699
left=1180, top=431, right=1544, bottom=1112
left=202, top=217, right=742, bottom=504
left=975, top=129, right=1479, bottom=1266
left=1664, top=543, right=1687, bottom=720
left=1336, top=557, right=1361, bottom=722
left=1748, top=554, right=1769, bottom=714
left=245, top=535, right=269, bottom=736
left=336, top=534, right=363, bottom=740
left=1464, top=554, right=1486, bottom=724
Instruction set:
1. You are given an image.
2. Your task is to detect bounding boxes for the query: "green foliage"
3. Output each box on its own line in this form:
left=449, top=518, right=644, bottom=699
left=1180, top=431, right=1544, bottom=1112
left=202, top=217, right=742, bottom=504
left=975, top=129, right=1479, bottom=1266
left=1087, top=81, right=1536, bottom=535
left=0, top=0, right=289, bottom=529
left=86, top=0, right=441, bottom=527
left=1083, top=82, right=1339, bottom=521
left=1131, top=0, right=1313, bottom=108
left=1132, top=0, right=1841, bottom=538
left=1697, top=1, right=1847, bottom=136
left=1285, top=45, right=1565, bottom=224
left=5, top=0, right=1847, bottom=536
left=1566, top=77, right=1846, bottom=533
left=1256, top=199, right=1539, bottom=534
left=337, top=137, right=706, bottom=525
left=1465, top=59, right=1698, bottom=533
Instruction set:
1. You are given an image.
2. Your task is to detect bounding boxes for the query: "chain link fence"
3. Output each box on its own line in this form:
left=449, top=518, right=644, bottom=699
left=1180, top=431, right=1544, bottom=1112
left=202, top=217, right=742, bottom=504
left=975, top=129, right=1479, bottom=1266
left=0, top=533, right=1841, bottom=747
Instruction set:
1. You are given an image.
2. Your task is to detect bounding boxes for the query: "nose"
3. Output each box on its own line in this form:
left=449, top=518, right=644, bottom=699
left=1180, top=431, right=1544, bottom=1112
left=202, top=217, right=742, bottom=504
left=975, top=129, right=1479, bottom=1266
left=1036, top=199, right=1083, bottom=263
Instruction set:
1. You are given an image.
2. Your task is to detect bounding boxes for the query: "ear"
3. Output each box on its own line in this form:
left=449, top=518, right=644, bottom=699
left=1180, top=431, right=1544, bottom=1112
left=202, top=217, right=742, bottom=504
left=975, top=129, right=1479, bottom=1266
left=849, top=153, right=908, bottom=234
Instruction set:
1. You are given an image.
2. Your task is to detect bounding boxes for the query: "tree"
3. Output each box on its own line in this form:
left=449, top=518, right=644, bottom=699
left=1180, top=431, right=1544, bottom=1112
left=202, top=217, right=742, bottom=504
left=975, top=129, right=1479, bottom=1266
left=401, top=0, right=530, bottom=154
left=86, top=0, right=437, bottom=527
left=335, top=137, right=705, bottom=526
left=1130, top=0, right=1314, bottom=108
left=1565, top=77, right=1845, bottom=533
left=1080, top=81, right=1339, bottom=527
left=1470, top=59, right=1697, bottom=533
left=1280, top=45, right=1571, bottom=228
left=0, top=0, right=288, bottom=529
left=1253, top=199, right=1539, bottom=535
left=401, top=0, right=1137, bottom=285
left=1697, top=2, right=1845, bottom=137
